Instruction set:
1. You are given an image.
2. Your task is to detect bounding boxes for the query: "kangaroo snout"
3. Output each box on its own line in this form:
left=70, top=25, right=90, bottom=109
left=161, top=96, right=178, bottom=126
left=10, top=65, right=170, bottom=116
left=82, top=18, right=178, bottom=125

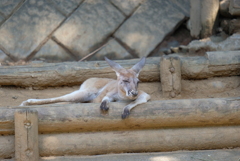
left=128, top=90, right=138, bottom=97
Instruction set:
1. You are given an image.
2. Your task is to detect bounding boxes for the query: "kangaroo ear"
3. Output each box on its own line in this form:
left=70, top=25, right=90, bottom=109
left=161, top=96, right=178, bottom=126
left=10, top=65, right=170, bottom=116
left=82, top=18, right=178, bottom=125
left=131, top=57, right=146, bottom=76
left=105, top=57, right=124, bottom=77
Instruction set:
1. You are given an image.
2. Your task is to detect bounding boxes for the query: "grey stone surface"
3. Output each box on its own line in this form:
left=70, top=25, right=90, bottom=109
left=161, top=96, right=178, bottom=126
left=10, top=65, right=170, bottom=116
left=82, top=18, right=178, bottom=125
left=188, top=33, right=240, bottom=52
left=54, top=0, right=125, bottom=59
left=110, top=0, right=144, bottom=16
left=190, top=0, right=201, bottom=38
left=229, top=0, right=240, bottom=16
left=51, top=0, right=83, bottom=15
left=0, top=49, right=8, bottom=61
left=171, top=0, right=190, bottom=17
left=220, top=0, right=232, bottom=17
left=200, top=0, right=219, bottom=38
left=114, top=0, right=185, bottom=58
left=0, top=15, right=5, bottom=24
left=40, top=149, right=240, bottom=161
left=0, top=0, right=65, bottom=59
left=32, top=39, right=75, bottom=63
left=89, top=38, right=133, bottom=61
left=190, top=0, right=219, bottom=39
left=0, top=0, right=22, bottom=16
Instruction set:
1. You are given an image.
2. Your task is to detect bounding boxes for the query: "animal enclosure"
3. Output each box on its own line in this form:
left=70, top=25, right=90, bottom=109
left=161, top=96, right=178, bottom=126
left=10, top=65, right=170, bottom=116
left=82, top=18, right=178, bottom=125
left=0, top=51, right=240, bottom=160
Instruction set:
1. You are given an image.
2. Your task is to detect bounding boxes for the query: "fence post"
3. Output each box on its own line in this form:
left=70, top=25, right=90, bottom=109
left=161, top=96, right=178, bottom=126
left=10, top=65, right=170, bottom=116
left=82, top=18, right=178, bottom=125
left=15, top=109, right=39, bottom=161
left=160, top=56, right=181, bottom=98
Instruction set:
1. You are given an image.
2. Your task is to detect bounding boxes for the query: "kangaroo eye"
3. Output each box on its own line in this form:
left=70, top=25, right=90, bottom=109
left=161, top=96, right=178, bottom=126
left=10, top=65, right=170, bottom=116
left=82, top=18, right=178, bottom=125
left=123, top=80, right=129, bottom=83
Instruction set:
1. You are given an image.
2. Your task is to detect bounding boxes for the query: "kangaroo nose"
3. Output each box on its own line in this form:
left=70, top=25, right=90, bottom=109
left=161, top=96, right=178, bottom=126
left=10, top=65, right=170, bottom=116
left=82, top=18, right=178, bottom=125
left=128, top=90, right=138, bottom=97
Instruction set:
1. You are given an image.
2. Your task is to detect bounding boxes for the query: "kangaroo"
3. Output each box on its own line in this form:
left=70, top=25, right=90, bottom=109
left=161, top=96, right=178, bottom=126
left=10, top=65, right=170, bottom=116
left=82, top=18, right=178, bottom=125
left=20, top=57, right=151, bottom=119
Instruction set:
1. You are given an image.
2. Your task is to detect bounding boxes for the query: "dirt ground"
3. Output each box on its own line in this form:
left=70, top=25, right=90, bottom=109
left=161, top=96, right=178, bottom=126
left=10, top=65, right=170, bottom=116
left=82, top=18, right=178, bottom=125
left=0, top=76, right=239, bottom=107
left=0, top=76, right=239, bottom=160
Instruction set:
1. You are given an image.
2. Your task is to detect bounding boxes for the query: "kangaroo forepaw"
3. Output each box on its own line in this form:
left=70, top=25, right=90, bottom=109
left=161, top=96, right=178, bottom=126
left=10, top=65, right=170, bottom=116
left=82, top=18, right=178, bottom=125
left=19, top=99, right=36, bottom=106
left=100, top=100, right=109, bottom=111
left=121, top=109, right=130, bottom=119
left=20, top=100, right=30, bottom=106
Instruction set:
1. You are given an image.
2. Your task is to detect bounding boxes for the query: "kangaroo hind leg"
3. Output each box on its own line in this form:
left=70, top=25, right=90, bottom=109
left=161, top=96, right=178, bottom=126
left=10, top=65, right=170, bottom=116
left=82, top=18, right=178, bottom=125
left=20, top=89, right=97, bottom=106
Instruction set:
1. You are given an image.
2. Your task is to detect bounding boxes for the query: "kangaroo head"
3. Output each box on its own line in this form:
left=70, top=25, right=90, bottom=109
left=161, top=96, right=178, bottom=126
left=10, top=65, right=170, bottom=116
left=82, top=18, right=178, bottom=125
left=105, top=57, right=146, bottom=99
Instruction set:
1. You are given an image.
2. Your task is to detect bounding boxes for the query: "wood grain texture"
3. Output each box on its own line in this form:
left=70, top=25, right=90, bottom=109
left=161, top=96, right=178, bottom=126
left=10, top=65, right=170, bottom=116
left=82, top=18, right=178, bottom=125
left=1, top=97, right=239, bottom=135
left=160, top=56, right=181, bottom=97
left=0, top=58, right=159, bottom=87
left=0, top=54, right=239, bottom=87
left=1, top=126, right=240, bottom=158
left=15, top=109, right=39, bottom=161
left=39, top=126, right=240, bottom=156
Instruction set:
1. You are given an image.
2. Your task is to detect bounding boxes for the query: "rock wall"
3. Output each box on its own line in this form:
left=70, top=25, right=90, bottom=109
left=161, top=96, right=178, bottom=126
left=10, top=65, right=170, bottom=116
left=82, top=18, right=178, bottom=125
left=0, top=0, right=189, bottom=63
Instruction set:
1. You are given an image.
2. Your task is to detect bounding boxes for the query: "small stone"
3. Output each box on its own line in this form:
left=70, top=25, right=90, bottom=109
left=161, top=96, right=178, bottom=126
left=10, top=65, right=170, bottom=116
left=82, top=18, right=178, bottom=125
left=94, top=63, right=100, bottom=67
left=12, top=96, right=18, bottom=99
left=179, top=45, right=189, bottom=53
left=163, top=49, right=172, bottom=55
left=170, top=47, right=179, bottom=53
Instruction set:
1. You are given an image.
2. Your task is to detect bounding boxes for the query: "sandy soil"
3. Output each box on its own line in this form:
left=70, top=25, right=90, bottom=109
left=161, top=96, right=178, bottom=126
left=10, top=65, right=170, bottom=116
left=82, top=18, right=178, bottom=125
left=0, top=76, right=239, bottom=107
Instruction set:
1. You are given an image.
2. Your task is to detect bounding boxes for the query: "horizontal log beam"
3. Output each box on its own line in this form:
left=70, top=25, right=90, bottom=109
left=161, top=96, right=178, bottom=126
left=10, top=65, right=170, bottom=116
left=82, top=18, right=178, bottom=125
left=0, top=51, right=239, bottom=87
left=0, top=58, right=160, bottom=87
left=0, top=97, right=239, bottom=135
left=1, top=126, right=240, bottom=158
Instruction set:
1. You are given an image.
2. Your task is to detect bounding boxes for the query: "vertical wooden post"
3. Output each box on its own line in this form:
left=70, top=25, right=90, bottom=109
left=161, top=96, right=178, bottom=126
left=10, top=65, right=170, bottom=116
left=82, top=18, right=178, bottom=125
left=160, top=56, right=181, bottom=98
left=15, top=109, right=39, bottom=161
left=171, top=57, right=181, bottom=96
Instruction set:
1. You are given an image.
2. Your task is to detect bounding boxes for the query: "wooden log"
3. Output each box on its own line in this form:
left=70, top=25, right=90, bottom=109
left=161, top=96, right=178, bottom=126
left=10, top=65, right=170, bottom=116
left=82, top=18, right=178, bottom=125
left=15, top=110, right=39, bottom=161
left=1, top=126, right=240, bottom=158
left=160, top=56, right=181, bottom=97
left=0, top=97, right=239, bottom=135
left=0, top=58, right=160, bottom=87
left=0, top=52, right=239, bottom=87
left=39, top=126, right=240, bottom=156
left=0, top=135, right=14, bottom=159
left=181, top=51, right=240, bottom=79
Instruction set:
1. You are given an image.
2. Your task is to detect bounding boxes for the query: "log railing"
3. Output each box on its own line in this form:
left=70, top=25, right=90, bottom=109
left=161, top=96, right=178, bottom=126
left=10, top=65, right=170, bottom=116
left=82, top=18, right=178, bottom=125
left=0, top=97, right=240, bottom=159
